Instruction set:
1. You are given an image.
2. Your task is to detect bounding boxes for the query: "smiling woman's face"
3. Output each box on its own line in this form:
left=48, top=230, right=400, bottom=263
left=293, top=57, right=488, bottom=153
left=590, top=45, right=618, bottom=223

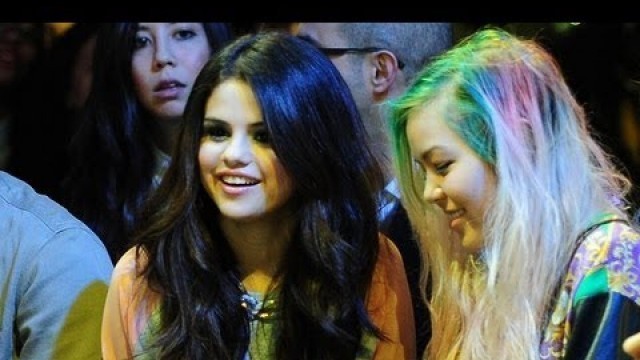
left=407, top=96, right=496, bottom=254
left=198, top=79, right=295, bottom=222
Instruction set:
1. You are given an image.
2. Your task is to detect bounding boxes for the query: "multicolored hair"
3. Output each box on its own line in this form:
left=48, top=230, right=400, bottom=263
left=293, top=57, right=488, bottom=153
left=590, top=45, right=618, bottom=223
left=390, top=27, right=631, bottom=359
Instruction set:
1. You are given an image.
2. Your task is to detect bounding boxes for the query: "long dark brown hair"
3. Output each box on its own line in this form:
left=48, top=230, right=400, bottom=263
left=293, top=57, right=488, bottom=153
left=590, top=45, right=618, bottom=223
left=64, top=23, right=233, bottom=263
left=134, top=31, right=386, bottom=359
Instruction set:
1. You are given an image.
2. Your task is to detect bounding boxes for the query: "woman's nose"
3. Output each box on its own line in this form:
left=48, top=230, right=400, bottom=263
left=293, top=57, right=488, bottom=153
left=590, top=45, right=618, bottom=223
left=222, top=136, right=252, bottom=167
left=423, top=179, right=445, bottom=205
left=154, top=40, right=176, bottom=68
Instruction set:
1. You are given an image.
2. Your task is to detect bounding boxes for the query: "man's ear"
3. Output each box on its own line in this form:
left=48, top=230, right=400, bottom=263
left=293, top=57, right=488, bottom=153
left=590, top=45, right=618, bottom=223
left=370, top=50, right=400, bottom=96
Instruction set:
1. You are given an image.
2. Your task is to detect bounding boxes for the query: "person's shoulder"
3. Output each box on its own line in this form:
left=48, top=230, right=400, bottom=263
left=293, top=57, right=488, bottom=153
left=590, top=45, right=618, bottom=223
left=572, top=217, right=640, bottom=305
left=0, top=171, right=110, bottom=268
left=110, top=246, right=158, bottom=310
left=571, top=215, right=639, bottom=274
left=570, top=216, right=637, bottom=269
left=114, top=247, right=147, bottom=276
left=595, top=218, right=640, bottom=266
left=367, top=234, right=411, bottom=313
left=372, top=234, right=407, bottom=285
left=579, top=217, right=640, bottom=258
left=378, top=234, right=403, bottom=262
left=111, top=247, right=150, bottom=290
left=0, top=171, right=99, bottom=240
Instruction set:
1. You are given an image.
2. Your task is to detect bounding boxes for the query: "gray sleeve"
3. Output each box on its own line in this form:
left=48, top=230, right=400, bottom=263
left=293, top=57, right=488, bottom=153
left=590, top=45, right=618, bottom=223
left=16, top=227, right=113, bottom=360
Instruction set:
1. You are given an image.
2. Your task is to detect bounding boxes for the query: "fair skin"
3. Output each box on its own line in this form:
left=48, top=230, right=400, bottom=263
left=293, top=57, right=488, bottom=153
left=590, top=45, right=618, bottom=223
left=407, top=95, right=497, bottom=254
left=624, top=332, right=640, bottom=359
left=198, top=79, right=296, bottom=293
left=294, top=23, right=403, bottom=178
left=132, top=23, right=211, bottom=154
left=293, top=24, right=359, bottom=95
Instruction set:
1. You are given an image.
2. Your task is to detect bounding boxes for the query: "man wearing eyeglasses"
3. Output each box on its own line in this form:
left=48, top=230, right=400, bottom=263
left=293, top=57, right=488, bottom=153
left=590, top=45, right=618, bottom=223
left=294, top=22, right=453, bottom=359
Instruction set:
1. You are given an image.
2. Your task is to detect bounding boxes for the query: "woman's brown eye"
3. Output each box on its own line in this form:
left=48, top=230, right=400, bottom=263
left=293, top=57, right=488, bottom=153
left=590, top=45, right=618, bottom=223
left=203, top=124, right=229, bottom=141
left=254, top=129, right=271, bottom=144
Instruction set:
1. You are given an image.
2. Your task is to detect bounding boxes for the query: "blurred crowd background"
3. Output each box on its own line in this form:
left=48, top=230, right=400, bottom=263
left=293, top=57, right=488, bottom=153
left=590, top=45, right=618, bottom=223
left=1, top=22, right=638, bottom=208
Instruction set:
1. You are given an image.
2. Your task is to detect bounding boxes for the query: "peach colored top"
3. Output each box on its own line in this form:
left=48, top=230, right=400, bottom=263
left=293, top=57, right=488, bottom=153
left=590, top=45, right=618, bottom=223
left=101, top=236, right=416, bottom=359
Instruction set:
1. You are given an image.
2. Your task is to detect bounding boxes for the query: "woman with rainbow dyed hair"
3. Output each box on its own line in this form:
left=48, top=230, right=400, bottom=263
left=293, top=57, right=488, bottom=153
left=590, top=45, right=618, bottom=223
left=389, top=27, right=640, bottom=359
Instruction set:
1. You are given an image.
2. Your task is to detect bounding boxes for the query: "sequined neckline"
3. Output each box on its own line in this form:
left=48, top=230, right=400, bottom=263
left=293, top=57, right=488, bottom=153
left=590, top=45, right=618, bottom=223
left=239, top=282, right=277, bottom=322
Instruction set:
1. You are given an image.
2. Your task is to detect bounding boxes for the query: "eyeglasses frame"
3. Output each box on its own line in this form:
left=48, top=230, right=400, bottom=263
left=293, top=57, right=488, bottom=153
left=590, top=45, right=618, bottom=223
left=316, top=46, right=405, bottom=70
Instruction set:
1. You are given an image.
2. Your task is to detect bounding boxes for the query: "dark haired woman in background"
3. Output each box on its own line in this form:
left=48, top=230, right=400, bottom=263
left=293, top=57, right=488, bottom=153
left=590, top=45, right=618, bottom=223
left=64, top=23, right=233, bottom=263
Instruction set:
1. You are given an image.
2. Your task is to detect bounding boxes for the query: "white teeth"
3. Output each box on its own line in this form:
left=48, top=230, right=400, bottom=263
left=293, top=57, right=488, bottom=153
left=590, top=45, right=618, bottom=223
left=221, top=176, right=258, bottom=185
left=448, top=210, right=464, bottom=219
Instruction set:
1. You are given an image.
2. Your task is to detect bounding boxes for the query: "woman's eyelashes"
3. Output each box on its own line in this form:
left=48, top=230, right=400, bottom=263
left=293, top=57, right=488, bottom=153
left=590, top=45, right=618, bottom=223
left=202, top=120, right=271, bottom=145
left=134, top=34, right=150, bottom=49
left=133, top=25, right=199, bottom=50
left=203, top=122, right=230, bottom=141
left=174, top=28, right=197, bottom=41
left=413, top=158, right=452, bottom=177
left=252, top=128, right=271, bottom=144
left=433, top=160, right=452, bottom=175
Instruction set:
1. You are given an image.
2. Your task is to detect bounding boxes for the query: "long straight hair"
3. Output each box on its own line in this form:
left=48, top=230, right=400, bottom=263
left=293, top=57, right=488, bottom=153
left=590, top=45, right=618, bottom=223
left=134, top=32, right=385, bottom=359
left=64, top=23, right=233, bottom=263
left=390, top=28, right=631, bottom=359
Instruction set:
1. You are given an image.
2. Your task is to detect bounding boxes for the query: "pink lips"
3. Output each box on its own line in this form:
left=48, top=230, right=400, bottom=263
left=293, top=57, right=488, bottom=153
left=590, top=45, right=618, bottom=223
left=216, top=172, right=261, bottom=196
left=450, top=217, right=464, bottom=230
left=153, top=80, right=185, bottom=100
left=220, top=183, right=253, bottom=196
left=446, top=209, right=465, bottom=230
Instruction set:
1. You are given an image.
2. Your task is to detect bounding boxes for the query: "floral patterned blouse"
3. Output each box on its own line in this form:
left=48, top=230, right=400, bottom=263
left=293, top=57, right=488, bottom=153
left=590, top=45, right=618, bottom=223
left=540, top=213, right=640, bottom=359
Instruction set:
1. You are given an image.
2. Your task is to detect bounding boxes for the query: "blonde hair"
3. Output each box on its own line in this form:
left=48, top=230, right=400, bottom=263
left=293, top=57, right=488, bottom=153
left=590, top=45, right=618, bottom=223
left=390, top=28, right=631, bottom=359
